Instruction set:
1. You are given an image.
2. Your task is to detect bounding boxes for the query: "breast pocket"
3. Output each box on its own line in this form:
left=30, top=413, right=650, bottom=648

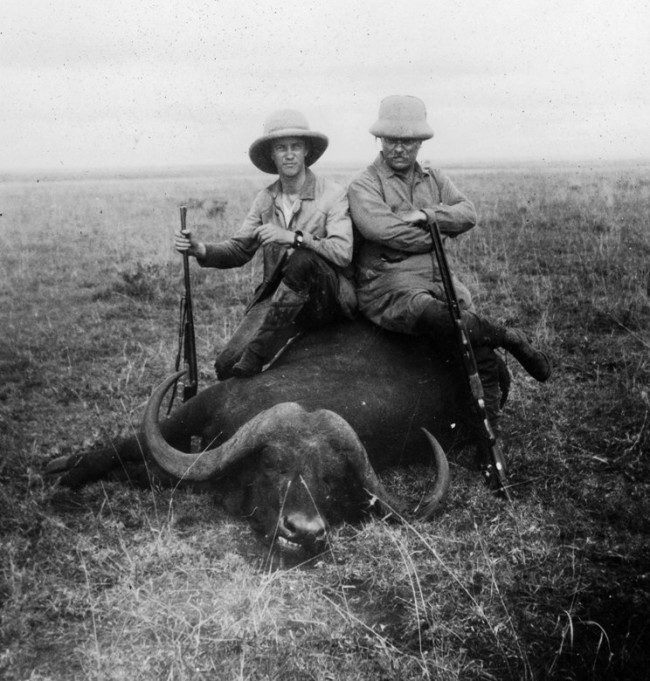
left=301, top=209, right=328, bottom=237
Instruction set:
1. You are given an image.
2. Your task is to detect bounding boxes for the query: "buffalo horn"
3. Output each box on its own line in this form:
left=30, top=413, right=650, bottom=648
left=143, top=371, right=300, bottom=481
left=415, top=428, right=450, bottom=519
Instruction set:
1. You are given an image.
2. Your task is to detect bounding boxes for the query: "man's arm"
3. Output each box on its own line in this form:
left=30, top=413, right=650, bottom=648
left=253, top=184, right=354, bottom=268
left=420, top=171, right=477, bottom=237
left=198, top=233, right=257, bottom=269
left=348, top=173, right=433, bottom=253
left=180, top=192, right=268, bottom=269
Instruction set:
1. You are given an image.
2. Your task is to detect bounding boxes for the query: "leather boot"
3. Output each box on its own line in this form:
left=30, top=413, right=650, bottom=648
left=465, top=313, right=551, bottom=383
left=501, top=328, right=551, bottom=382
left=415, top=304, right=551, bottom=382
left=232, top=282, right=308, bottom=377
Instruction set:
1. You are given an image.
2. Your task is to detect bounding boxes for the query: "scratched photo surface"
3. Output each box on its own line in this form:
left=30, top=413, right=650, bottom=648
left=1, top=2, right=648, bottom=680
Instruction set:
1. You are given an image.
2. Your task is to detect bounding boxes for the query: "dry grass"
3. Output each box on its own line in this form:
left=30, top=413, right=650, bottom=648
left=0, top=162, right=648, bottom=680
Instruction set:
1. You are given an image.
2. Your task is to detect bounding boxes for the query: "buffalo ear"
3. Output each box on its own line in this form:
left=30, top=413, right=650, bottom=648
left=321, top=415, right=449, bottom=521
left=45, top=454, right=80, bottom=476
left=45, top=446, right=129, bottom=488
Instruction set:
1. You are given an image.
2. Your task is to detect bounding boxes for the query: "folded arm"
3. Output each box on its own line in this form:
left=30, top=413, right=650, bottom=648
left=348, top=174, right=433, bottom=252
left=420, top=171, right=477, bottom=237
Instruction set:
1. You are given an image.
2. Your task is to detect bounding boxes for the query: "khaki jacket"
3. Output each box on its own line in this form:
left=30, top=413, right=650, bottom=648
left=198, top=169, right=356, bottom=315
left=348, top=154, right=477, bottom=333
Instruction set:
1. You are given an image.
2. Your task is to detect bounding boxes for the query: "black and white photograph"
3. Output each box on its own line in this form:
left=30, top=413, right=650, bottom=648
left=1, top=1, right=648, bottom=679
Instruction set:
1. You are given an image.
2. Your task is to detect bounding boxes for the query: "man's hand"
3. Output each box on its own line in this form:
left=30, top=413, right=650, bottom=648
left=399, top=209, right=427, bottom=224
left=174, top=230, right=206, bottom=259
left=254, top=224, right=295, bottom=247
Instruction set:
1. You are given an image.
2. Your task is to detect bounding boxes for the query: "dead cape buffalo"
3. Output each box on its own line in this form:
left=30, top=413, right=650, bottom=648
left=46, top=318, right=508, bottom=554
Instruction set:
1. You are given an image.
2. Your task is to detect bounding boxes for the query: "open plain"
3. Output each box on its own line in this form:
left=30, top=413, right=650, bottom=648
left=1, top=162, right=648, bottom=680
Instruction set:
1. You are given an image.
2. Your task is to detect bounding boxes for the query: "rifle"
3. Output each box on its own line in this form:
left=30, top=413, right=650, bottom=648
left=167, top=206, right=198, bottom=413
left=427, top=220, right=512, bottom=501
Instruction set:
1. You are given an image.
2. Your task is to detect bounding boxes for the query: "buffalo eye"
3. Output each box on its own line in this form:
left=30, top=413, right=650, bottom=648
left=322, top=474, right=339, bottom=491
left=260, top=453, right=275, bottom=471
left=261, top=452, right=289, bottom=476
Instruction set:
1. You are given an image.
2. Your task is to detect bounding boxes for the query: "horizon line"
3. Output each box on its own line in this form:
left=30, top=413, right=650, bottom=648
left=2, top=156, right=649, bottom=180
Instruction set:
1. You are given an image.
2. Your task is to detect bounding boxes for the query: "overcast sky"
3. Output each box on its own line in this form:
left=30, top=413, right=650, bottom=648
left=1, top=0, right=648, bottom=170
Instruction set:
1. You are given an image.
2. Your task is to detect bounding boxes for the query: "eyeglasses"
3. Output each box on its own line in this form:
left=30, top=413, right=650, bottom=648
left=382, top=138, right=421, bottom=150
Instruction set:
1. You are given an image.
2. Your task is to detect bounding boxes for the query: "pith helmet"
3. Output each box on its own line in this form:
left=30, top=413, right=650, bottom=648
left=370, top=95, right=434, bottom=140
left=248, top=109, right=329, bottom=174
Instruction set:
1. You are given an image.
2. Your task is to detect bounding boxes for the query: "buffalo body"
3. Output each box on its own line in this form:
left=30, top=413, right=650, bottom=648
left=47, top=319, right=503, bottom=552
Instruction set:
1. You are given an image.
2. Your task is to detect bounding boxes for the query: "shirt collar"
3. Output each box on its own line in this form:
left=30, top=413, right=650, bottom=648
left=267, top=168, right=317, bottom=200
left=373, top=153, right=430, bottom=181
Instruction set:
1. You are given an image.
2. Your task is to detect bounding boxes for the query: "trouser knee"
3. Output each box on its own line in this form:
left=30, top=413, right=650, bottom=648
left=415, top=299, right=489, bottom=349
left=282, top=249, right=321, bottom=293
left=281, top=250, right=341, bottom=327
left=414, top=299, right=455, bottom=347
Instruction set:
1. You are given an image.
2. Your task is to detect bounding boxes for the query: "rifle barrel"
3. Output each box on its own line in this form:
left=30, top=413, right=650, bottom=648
left=179, top=205, right=198, bottom=401
left=427, top=220, right=511, bottom=501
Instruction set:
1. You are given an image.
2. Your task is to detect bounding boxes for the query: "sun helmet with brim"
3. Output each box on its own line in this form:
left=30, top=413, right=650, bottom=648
left=249, top=109, right=329, bottom=174
left=369, top=95, right=434, bottom=140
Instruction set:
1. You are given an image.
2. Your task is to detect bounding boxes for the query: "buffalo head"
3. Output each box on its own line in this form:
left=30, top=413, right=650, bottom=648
left=143, top=371, right=450, bottom=554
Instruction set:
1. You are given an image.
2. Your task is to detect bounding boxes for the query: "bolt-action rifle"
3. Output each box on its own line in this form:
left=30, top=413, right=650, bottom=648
left=427, top=220, right=512, bottom=501
left=168, top=206, right=198, bottom=413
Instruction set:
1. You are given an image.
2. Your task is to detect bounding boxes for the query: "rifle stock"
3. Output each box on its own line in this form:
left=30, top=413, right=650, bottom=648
left=427, top=220, right=512, bottom=501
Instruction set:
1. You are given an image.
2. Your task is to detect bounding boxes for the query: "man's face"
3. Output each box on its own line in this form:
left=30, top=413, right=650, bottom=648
left=270, top=137, right=309, bottom=179
left=381, top=137, right=422, bottom=172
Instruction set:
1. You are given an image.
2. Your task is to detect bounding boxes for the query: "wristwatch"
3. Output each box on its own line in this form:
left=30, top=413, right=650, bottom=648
left=293, top=230, right=304, bottom=248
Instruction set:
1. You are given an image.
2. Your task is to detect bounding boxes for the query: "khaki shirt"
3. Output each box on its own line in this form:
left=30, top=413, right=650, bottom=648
left=348, top=154, right=477, bottom=333
left=199, top=169, right=355, bottom=313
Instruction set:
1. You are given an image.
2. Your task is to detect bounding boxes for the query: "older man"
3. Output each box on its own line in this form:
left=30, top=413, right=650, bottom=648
left=176, top=109, right=355, bottom=378
left=347, top=95, right=550, bottom=389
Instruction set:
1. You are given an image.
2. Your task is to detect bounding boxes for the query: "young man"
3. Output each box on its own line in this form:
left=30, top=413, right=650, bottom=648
left=175, top=109, right=356, bottom=378
left=347, top=96, right=550, bottom=420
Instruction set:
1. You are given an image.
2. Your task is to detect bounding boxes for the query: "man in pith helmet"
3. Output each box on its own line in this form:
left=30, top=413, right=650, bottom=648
left=175, top=109, right=356, bottom=378
left=347, top=96, right=550, bottom=427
